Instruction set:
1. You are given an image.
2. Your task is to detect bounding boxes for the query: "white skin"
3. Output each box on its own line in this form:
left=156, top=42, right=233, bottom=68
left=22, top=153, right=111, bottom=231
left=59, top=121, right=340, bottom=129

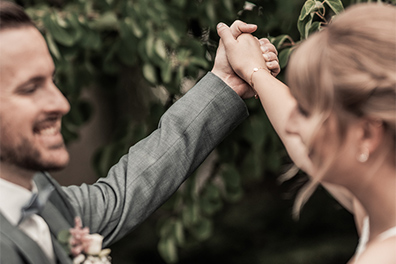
left=212, top=20, right=280, bottom=99
left=216, top=22, right=396, bottom=263
left=0, top=26, right=70, bottom=190
left=0, top=23, right=280, bottom=191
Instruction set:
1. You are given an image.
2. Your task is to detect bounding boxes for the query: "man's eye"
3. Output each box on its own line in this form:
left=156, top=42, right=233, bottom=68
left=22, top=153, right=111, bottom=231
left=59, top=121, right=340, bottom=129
left=19, top=84, right=39, bottom=94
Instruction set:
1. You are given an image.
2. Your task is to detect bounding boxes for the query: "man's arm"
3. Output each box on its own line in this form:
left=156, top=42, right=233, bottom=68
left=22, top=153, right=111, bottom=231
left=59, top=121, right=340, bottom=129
left=62, top=72, right=248, bottom=246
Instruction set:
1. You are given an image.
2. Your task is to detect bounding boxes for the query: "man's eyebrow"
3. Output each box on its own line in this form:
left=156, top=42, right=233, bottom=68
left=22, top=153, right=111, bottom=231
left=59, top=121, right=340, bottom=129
left=17, top=70, right=56, bottom=88
left=17, top=76, right=46, bottom=87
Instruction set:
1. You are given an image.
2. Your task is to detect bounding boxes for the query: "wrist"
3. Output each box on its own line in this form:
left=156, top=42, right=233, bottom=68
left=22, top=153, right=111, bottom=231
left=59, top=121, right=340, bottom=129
left=210, top=70, right=248, bottom=98
left=249, top=67, right=271, bottom=89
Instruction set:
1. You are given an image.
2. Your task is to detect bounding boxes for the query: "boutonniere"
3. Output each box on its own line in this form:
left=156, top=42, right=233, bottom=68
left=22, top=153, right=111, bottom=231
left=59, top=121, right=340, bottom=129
left=57, top=217, right=112, bottom=264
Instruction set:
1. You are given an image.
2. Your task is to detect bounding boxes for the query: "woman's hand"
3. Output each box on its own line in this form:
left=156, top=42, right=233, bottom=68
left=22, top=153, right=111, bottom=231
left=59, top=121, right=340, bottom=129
left=211, top=20, right=258, bottom=98
left=216, top=22, right=273, bottom=85
left=212, top=20, right=280, bottom=99
left=260, top=38, right=280, bottom=77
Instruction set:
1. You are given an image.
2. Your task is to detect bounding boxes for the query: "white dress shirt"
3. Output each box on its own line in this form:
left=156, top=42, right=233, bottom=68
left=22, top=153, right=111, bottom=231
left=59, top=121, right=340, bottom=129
left=0, top=178, right=56, bottom=263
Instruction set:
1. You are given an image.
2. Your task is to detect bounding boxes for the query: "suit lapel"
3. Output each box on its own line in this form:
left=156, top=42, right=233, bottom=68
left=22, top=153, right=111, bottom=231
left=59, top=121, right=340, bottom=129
left=0, top=213, right=52, bottom=264
left=34, top=173, right=75, bottom=264
left=40, top=194, right=74, bottom=264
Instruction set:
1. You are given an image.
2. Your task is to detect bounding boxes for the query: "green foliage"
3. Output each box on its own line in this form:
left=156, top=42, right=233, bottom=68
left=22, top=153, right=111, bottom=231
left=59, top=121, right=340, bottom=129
left=16, top=0, right=393, bottom=262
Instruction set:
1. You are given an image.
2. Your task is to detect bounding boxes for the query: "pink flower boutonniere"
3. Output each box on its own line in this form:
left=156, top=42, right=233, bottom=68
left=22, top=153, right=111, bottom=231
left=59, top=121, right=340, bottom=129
left=57, top=217, right=111, bottom=264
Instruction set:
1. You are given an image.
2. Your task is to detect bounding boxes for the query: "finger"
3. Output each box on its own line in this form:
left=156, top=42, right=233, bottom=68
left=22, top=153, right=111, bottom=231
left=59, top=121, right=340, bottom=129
left=217, top=22, right=238, bottom=47
left=266, top=61, right=281, bottom=75
left=262, top=52, right=278, bottom=62
left=230, top=20, right=257, bottom=38
left=259, top=39, right=278, bottom=56
left=258, top=38, right=271, bottom=45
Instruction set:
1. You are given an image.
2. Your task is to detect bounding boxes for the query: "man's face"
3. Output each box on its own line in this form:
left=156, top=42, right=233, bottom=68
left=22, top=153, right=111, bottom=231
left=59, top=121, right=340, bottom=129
left=0, top=26, right=70, bottom=172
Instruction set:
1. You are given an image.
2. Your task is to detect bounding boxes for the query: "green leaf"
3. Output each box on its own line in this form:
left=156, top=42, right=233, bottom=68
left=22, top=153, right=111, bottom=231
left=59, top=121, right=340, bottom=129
left=159, top=218, right=174, bottom=237
left=143, top=63, right=157, bottom=84
left=45, top=33, right=61, bottom=60
left=174, top=220, right=185, bottom=246
left=279, top=47, right=294, bottom=68
left=89, top=11, right=118, bottom=30
left=298, top=0, right=324, bottom=39
left=57, top=229, right=71, bottom=254
left=297, top=13, right=314, bottom=40
left=190, top=217, right=212, bottom=241
left=125, top=17, right=143, bottom=38
left=298, top=0, right=316, bottom=21
left=78, top=26, right=101, bottom=50
left=190, top=57, right=209, bottom=69
left=158, top=237, right=178, bottom=264
left=57, top=229, right=71, bottom=244
left=325, top=0, right=344, bottom=15
left=155, top=39, right=167, bottom=60
left=222, top=165, right=240, bottom=188
left=222, top=0, right=233, bottom=13
left=182, top=202, right=200, bottom=226
left=308, top=21, right=322, bottom=36
left=200, top=183, right=222, bottom=215
left=42, top=13, right=77, bottom=47
left=165, top=27, right=180, bottom=44
left=161, top=61, right=173, bottom=84
left=271, top=34, right=294, bottom=50
left=205, top=1, right=216, bottom=24
left=145, top=34, right=156, bottom=59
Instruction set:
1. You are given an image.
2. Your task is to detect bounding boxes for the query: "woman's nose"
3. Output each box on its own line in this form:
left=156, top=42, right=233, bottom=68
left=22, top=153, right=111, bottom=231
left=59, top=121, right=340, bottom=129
left=285, top=106, right=300, bottom=135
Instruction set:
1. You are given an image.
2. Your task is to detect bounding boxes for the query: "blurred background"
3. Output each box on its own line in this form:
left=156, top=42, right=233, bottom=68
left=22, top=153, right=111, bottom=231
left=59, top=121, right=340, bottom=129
left=15, top=0, right=385, bottom=262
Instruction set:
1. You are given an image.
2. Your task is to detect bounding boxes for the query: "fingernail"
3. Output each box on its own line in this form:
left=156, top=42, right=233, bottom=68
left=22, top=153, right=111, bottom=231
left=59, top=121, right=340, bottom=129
left=217, top=22, right=225, bottom=29
left=263, top=54, right=270, bottom=60
left=260, top=45, right=268, bottom=52
left=259, top=39, right=266, bottom=46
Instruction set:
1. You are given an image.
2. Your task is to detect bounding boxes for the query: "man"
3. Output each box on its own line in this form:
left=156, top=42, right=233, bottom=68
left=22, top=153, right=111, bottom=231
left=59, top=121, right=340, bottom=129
left=0, top=1, right=279, bottom=263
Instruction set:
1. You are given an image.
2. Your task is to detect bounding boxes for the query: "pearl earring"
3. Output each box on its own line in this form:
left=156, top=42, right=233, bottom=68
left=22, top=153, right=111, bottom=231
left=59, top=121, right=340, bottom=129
left=357, top=148, right=369, bottom=163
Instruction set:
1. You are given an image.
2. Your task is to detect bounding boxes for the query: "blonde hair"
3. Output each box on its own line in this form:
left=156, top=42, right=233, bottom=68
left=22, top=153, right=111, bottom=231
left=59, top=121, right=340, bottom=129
left=286, top=3, right=396, bottom=217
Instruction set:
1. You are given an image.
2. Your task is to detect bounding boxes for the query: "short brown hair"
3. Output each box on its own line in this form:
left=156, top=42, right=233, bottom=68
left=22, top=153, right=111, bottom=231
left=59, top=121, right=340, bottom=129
left=0, top=1, right=35, bottom=30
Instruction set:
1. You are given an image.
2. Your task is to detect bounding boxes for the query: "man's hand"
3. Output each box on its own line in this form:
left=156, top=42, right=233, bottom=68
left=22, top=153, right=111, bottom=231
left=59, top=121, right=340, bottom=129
left=211, top=21, right=280, bottom=99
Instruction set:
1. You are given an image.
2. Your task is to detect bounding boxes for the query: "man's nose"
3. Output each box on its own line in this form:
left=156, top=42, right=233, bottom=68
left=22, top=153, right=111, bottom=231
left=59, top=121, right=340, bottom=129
left=45, top=82, right=70, bottom=115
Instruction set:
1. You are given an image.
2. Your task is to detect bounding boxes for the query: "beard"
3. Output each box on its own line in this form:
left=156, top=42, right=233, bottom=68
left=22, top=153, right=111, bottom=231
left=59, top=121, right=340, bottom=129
left=0, top=137, right=68, bottom=172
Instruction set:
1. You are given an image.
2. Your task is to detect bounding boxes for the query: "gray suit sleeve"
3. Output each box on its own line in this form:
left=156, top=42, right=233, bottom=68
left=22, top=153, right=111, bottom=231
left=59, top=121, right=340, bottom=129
left=62, top=72, right=249, bottom=246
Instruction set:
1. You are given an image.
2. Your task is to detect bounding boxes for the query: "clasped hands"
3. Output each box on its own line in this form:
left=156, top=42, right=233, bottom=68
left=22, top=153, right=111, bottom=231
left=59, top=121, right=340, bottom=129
left=211, top=20, right=279, bottom=99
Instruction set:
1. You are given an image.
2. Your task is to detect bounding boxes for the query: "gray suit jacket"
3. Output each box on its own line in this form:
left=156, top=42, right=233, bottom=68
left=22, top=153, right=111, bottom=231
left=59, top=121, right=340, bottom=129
left=0, top=72, right=248, bottom=263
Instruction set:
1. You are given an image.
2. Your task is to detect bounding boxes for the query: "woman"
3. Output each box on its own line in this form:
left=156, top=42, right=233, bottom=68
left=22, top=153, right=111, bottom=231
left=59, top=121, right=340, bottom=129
left=217, top=3, right=396, bottom=263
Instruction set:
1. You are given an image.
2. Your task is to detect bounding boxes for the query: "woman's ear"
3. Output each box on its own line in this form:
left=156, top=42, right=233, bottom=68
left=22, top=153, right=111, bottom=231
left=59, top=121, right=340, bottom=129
left=359, top=118, right=384, bottom=156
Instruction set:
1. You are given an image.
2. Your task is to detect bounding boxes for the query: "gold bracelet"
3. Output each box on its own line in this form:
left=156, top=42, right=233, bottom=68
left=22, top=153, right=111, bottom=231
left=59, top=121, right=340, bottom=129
left=250, top=67, right=270, bottom=99
left=249, top=67, right=269, bottom=88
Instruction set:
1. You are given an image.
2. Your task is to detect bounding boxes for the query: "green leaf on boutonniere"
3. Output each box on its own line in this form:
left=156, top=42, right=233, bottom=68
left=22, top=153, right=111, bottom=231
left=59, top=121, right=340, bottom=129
left=57, top=229, right=72, bottom=254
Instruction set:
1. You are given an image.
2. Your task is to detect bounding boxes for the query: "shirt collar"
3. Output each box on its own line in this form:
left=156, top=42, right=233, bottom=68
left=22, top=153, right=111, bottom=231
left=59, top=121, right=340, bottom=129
left=0, top=178, right=37, bottom=225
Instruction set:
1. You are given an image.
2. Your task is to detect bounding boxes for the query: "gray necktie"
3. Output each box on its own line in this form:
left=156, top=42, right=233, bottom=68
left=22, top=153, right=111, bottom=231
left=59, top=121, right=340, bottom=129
left=18, top=185, right=54, bottom=225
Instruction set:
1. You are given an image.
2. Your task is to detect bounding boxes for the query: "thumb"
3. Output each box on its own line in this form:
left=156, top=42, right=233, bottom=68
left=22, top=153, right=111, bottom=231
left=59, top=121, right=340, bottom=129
left=216, top=22, right=237, bottom=47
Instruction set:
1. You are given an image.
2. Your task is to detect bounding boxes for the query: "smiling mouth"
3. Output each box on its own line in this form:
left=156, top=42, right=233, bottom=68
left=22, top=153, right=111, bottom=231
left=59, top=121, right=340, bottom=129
left=36, top=126, right=59, bottom=136
left=33, top=117, right=65, bottom=146
left=34, top=123, right=60, bottom=135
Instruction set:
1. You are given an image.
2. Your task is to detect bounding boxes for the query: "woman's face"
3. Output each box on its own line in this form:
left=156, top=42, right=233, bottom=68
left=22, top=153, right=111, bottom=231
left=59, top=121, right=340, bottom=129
left=285, top=102, right=349, bottom=183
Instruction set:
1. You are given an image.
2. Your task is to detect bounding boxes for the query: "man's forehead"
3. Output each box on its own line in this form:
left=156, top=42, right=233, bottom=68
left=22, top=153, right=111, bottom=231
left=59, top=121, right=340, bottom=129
left=0, top=26, right=54, bottom=89
left=0, top=26, right=45, bottom=55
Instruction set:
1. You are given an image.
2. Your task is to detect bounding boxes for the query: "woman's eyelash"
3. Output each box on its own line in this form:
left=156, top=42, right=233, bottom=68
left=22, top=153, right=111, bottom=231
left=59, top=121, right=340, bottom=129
left=297, top=104, right=309, bottom=117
